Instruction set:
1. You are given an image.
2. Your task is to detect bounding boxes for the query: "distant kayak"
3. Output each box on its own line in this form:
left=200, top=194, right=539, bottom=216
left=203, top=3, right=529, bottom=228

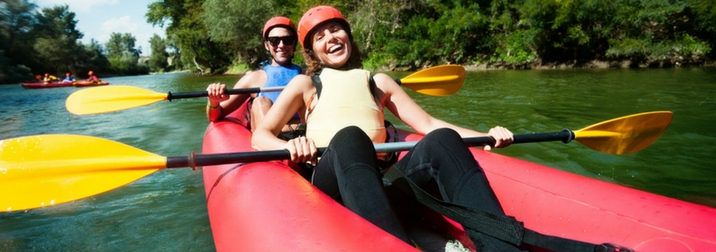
left=21, top=81, right=109, bottom=89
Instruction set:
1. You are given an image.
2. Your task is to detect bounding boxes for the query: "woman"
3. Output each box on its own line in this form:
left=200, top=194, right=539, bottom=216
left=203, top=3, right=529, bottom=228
left=87, top=70, right=99, bottom=83
left=252, top=6, right=517, bottom=251
left=253, top=6, right=631, bottom=252
left=206, top=16, right=302, bottom=136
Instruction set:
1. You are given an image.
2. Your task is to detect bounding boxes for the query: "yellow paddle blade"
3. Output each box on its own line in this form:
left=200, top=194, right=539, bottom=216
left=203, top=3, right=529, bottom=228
left=0, top=134, right=167, bottom=212
left=574, top=111, right=674, bottom=154
left=66, top=86, right=168, bottom=115
left=400, top=65, right=465, bottom=96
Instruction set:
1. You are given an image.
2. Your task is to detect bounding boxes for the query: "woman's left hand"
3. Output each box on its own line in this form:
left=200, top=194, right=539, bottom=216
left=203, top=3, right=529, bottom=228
left=484, top=126, right=513, bottom=151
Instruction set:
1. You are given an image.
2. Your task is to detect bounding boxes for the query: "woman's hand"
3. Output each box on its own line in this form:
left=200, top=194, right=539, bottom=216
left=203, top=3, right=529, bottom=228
left=206, top=83, right=229, bottom=105
left=484, top=126, right=514, bottom=151
left=283, top=136, right=318, bottom=165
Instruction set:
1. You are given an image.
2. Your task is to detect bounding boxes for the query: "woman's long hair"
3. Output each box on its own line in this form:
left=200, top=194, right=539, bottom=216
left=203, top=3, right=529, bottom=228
left=302, top=40, right=363, bottom=76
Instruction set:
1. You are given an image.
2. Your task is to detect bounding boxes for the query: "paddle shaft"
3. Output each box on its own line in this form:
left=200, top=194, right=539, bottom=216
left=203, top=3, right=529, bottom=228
left=165, top=129, right=575, bottom=169
left=166, top=77, right=410, bottom=101
left=167, top=86, right=285, bottom=100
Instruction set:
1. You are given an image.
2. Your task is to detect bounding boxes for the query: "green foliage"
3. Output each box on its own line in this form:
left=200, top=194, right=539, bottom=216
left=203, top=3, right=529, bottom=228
left=78, top=39, right=111, bottom=73
left=201, top=0, right=273, bottom=68
left=147, top=0, right=231, bottom=74
left=104, top=32, right=147, bottom=75
left=607, top=33, right=711, bottom=60
left=148, top=34, right=168, bottom=72
left=378, top=2, right=485, bottom=68
left=5, top=0, right=716, bottom=84
left=105, top=32, right=141, bottom=58
left=107, top=51, right=148, bottom=75
left=490, top=29, right=537, bottom=64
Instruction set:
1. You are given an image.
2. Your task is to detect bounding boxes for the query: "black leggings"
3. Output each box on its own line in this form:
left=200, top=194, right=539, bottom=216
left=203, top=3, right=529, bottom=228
left=311, top=126, right=520, bottom=251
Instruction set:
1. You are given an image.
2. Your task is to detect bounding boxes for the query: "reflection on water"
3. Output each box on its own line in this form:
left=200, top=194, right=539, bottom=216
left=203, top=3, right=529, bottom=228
left=1, top=68, right=715, bottom=250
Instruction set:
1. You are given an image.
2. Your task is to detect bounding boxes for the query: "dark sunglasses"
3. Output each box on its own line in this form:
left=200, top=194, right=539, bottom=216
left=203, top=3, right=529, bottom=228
left=266, top=36, right=296, bottom=46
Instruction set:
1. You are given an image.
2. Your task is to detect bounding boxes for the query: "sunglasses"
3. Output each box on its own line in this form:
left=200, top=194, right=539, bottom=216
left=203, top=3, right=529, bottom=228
left=267, top=36, right=296, bottom=46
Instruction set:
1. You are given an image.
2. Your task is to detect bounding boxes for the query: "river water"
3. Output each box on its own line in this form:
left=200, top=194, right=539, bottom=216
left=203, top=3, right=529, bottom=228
left=1, top=67, right=715, bottom=251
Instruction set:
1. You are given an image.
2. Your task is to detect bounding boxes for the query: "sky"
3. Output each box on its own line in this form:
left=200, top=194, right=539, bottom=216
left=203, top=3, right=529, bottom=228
left=33, top=0, right=165, bottom=56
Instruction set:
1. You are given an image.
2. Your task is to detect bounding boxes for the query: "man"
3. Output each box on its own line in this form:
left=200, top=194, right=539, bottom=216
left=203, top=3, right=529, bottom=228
left=206, top=16, right=302, bottom=134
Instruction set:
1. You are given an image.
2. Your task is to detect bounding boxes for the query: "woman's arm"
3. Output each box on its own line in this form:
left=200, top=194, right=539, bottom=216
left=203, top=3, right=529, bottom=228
left=252, top=75, right=317, bottom=164
left=374, top=73, right=513, bottom=149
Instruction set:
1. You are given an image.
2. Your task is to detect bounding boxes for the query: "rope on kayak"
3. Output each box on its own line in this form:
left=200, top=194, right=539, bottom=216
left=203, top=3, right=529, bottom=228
left=383, top=166, right=633, bottom=252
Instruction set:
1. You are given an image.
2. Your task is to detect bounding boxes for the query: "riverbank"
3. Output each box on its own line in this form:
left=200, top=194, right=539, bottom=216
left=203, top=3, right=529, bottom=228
left=465, top=59, right=716, bottom=71
left=332, top=57, right=716, bottom=72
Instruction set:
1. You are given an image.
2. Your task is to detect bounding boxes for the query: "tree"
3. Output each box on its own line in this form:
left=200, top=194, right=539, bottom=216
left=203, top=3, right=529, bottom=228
left=76, top=38, right=110, bottom=76
left=0, top=0, right=37, bottom=82
left=105, top=32, right=140, bottom=58
left=105, top=32, right=147, bottom=75
left=147, top=0, right=230, bottom=74
left=32, top=5, right=85, bottom=74
left=148, top=34, right=168, bottom=72
left=201, top=0, right=273, bottom=68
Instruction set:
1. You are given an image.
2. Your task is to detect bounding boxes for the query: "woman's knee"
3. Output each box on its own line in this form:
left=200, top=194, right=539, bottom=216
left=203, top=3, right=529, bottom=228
left=327, top=126, right=377, bottom=168
left=331, top=126, right=373, bottom=149
left=423, top=128, right=464, bottom=146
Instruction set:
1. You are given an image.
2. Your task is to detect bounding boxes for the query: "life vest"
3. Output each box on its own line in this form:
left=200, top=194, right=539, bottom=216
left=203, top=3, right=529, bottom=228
left=258, top=64, right=301, bottom=103
left=306, top=68, right=386, bottom=147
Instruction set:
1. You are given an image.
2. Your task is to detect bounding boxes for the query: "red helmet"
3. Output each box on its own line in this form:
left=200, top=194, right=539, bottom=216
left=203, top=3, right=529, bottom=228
left=262, top=16, right=296, bottom=40
left=297, top=5, right=351, bottom=49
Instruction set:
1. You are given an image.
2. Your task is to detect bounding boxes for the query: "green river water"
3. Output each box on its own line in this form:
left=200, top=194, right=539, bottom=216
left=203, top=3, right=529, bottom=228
left=1, top=67, right=715, bottom=251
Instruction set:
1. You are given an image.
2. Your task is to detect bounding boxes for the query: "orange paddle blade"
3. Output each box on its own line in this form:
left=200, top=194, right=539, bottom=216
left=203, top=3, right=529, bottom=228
left=399, top=65, right=465, bottom=96
left=574, top=111, right=674, bottom=154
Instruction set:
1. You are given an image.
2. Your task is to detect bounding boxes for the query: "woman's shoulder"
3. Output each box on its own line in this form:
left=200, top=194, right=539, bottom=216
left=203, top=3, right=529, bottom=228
left=288, top=74, right=313, bottom=87
left=372, top=73, right=400, bottom=92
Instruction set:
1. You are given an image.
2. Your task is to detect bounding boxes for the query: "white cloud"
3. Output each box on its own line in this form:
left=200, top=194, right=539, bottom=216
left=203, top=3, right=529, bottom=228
left=32, top=0, right=163, bottom=55
left=101, top=16, right=138, bottom=34
left=34, top=0, right=119, bottom=12
left=94, top=16, right=138, bottom=45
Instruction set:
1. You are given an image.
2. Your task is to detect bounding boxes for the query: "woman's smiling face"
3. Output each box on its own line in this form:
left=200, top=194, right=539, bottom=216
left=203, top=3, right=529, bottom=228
left=310, top=21, right=351, bottom=68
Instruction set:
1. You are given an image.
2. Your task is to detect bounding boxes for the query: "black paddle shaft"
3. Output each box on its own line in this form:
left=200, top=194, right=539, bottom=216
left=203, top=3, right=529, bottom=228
left=165, top=148, right=329, bottom=169
left=166, top=87, right=284, bottom=101
left=166, top=78, right=409, bottom=101
left=165, top=129, right=574, bottom=169
left=513, top=129, right=575, bottom=144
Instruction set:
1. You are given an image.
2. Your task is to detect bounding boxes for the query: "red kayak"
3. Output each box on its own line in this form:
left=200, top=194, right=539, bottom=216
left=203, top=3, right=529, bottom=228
left=202, top=102, right=716, bottom=251
left=21, top=81, right=109, bottom=89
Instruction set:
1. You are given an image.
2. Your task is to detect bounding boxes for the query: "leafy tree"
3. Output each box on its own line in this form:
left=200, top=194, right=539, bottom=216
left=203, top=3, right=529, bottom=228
left=105, top=32, right=140, bottom=58
left=201, top=0, right=274, bottom=69
left=376, top=0, right=492, bottom=68
left=32, top=5, right=85, bottom=74
left=147, top=0, right=230, bottom=74
left=105, top=32, right=148, bottom=75
left=76, top=39, right=110, bottom=76
left=0, top=0, right=38, bottom=82
left=604, top=0, right=710, bottom=64
left=687, top=0, right=716, bottom=57
left=148, top=33, right=168, bottom=72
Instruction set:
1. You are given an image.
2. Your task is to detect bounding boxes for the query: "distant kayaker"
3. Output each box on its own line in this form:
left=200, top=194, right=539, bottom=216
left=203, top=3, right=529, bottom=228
left=42, top=73, right=56, bottom=83
left=62, top=72, right=75, bottom=83
left=205, top=16, right=302, bottom=137
left=253, top=5, right=632, bottom=252
left=87, top=70, right=100, bottom=83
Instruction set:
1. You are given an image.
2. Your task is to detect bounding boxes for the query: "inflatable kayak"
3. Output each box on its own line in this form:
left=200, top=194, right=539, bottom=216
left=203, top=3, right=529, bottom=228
left=21, top=81, right=109, bottom=89
left=202, top=102, right=716, bottom=251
